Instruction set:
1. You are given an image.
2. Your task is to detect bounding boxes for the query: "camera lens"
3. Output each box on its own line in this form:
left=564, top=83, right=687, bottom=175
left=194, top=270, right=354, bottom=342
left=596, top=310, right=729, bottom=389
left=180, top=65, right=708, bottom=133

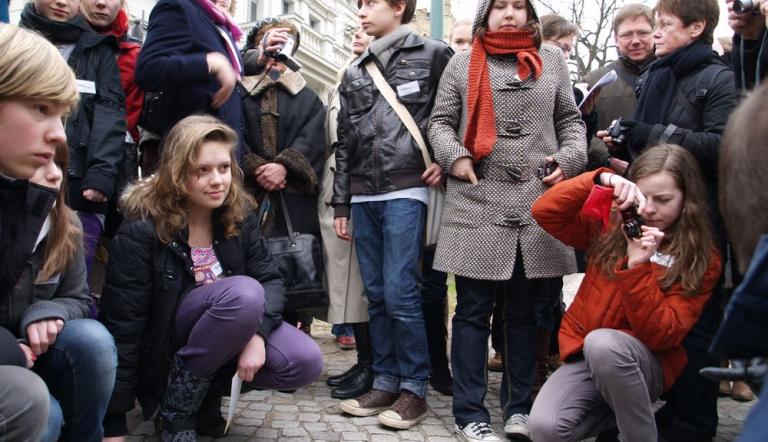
left=734, top=0, right=754, bottom=13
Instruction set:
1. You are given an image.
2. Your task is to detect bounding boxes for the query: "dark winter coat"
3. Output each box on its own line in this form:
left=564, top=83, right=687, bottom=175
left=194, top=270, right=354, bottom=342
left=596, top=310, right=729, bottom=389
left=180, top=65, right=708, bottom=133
left=633, top=54, right=737, bottom=236
left=0, top=177, right=57, bottom=299
left=331, top=32, right=454, bottom=218
left=584, top=56, right=654, bottom=166
left=20, top=5, right=127, bottom=214
left=100, top=212, right=283, bottom=423
left=135, top=0, right=244, bottom=147
left=241, top=71, right=326, bottom=238
left=731, top=29, right=768, bottom=92
left=1, top=228, right=90, bottom=340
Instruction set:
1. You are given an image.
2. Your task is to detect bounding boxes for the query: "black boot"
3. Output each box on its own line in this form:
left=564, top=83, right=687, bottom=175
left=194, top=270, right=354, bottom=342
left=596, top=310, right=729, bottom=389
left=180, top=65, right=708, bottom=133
left=195, top=391, right=226, bottom=438
left=160, top=355, right=211, bottom=442
left=331, top=322, right=373, bottom=399
left=423, top=303, right=453, bottom=396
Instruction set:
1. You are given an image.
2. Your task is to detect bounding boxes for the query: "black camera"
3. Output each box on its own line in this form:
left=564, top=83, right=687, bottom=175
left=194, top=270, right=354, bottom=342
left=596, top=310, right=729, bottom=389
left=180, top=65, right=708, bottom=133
left=536, top=160, right=558, bottom=180
left=606, top=117, right=628, bottom=146
left=734, top=0, right=758, bottom=13
left=620, top=206, right=644, bottom=239
left=264, top=34, right=302, bottom=72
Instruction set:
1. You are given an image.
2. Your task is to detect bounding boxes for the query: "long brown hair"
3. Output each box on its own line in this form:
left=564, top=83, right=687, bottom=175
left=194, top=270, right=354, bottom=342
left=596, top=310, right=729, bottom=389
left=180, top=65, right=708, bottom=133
left=589, top=144, right=716, bottom=295
left=40, top=146, right=83, bottom=280
left=121, top=115, right=255, bottom=243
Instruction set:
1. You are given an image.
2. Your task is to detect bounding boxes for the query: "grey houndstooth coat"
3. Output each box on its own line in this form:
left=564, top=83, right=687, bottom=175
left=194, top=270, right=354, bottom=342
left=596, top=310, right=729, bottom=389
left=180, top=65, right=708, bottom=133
left=427, top=45, right=587, bottom=280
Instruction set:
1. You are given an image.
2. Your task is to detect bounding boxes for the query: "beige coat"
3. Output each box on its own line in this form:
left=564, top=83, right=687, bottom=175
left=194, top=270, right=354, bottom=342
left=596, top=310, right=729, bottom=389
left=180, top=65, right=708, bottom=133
left=428, top=45, right=587, bottom=280
left=319, top=86, right=368, bottom=323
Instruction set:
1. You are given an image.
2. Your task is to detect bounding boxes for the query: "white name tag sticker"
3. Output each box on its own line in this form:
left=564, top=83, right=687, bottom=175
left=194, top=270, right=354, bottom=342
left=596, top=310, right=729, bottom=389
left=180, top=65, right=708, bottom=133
left=76, top=80, right=96, bottom=94
left=397, top=81, right=420, bottom=97
left=211, top=261, right=224, bottom=278
left=651, top=252, right=676, bottom=268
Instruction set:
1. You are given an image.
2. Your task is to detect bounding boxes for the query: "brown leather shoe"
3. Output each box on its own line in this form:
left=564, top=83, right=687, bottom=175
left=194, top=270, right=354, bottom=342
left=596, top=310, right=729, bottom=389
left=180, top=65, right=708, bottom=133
left=377, top=390, right=428, bottom=430
left=731, top=381, right=755, bottom=402
left=489, top=353, right=503, bottom=372
left=339, top=388, right=398, bottom=417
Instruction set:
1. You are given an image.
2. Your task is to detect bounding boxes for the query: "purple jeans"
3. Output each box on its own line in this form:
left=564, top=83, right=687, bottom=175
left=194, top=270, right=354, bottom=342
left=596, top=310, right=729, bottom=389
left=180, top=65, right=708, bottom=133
left=174, top=276, right=323, bottom=389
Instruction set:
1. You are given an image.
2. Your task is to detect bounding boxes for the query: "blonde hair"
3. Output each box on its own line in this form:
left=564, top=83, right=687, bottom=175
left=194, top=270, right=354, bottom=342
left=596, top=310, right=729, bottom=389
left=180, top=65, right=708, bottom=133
left=41, top=145, right=83, bottom=280
left=121, top=115, right=255, bottom=243
left=589, top=144, right=717, bottom=296
left=0, top=24, right=79, bottom=110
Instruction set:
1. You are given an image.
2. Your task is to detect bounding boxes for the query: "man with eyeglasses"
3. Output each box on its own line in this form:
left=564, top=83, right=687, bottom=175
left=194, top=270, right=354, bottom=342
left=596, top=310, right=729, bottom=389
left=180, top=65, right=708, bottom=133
left=583, top=3, right=656, bottom=170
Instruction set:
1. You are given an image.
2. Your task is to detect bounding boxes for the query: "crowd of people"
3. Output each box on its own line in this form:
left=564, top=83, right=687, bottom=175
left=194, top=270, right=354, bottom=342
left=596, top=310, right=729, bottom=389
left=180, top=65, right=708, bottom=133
left=0, top=0, right=767, bottom=440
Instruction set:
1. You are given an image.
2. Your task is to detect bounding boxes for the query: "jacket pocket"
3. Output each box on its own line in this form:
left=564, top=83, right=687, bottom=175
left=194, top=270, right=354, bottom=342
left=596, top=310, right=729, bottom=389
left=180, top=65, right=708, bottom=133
left=342, top=78, right=374, bottom=115
left=394, top=66, right=430, bottom=104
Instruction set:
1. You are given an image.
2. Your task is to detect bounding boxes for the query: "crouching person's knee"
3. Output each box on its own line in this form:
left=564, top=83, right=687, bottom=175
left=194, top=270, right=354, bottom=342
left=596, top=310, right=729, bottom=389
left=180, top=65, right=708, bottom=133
left=0, top=366, right=50, bottom=441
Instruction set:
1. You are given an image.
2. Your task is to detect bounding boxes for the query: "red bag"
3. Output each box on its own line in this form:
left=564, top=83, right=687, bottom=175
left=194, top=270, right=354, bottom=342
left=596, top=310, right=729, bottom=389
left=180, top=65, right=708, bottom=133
left=580, top=185, right=614, bottom=230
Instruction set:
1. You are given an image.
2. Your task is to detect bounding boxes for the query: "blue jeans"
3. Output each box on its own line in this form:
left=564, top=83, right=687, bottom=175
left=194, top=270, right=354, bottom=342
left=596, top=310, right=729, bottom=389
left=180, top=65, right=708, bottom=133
left=35, top=319, right=116, bottom=442
left=351, top=199, right=430, bottom=398
left=332, top=323, right=354, bottom=337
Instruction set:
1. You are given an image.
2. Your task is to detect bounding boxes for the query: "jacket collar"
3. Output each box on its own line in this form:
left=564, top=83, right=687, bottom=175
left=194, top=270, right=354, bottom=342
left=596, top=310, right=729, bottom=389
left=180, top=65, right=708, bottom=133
left=241, top=70, right=307, bottom=96
left=351, top=32, right=425, bottom=68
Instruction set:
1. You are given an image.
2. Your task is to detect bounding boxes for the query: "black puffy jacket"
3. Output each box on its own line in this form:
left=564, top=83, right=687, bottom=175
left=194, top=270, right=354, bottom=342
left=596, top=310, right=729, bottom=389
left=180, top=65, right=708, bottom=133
left=100, top=212, right=284, bottom=420
left=332, top=32, right=453, bottom=218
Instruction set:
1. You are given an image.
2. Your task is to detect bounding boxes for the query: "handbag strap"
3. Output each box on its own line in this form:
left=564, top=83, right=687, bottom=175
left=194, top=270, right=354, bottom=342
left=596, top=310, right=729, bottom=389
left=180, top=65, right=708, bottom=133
left=364, top=61, right=433, bottom=168
left=277, top=191, right=295, bottom=237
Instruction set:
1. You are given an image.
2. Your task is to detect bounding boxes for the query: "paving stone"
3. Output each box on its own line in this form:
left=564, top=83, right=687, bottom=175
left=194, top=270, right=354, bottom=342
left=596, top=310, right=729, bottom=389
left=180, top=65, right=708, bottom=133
left=284, top=427, right=310, bottom=437
left=341, top=431, right=368, bottom=440
left=125, top=311, right=753, bottom=441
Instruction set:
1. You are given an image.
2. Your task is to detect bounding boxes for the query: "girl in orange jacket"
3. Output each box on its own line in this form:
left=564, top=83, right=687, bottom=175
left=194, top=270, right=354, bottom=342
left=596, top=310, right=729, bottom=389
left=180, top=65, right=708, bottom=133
left=528, top=144, right=722, bottom=442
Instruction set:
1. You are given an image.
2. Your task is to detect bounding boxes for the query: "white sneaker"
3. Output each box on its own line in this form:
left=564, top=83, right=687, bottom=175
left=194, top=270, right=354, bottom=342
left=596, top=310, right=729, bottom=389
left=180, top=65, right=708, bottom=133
left=504, top=413, right=531, bottom=440
left=455, top=422, right=503, bottom=441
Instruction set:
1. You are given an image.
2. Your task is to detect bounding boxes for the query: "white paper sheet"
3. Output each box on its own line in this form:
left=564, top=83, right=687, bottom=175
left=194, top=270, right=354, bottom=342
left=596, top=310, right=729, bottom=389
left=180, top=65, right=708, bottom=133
left=225, top=374, right=242, bottom=434
left=578, top=69, right=618, bottom=108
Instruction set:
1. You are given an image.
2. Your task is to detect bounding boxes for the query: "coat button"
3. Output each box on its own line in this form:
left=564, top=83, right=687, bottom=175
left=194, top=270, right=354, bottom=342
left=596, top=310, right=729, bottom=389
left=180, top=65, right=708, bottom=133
left=213, top=240, right=219, bottom=245
left=182, top=252, right=187, bottom=257
left=172, top=241, right=178, bottom=247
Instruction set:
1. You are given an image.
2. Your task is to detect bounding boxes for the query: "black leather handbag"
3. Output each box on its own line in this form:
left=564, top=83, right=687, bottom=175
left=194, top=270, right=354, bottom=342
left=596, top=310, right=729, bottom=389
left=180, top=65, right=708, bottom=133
left=263, top=192, right=328, bottom=312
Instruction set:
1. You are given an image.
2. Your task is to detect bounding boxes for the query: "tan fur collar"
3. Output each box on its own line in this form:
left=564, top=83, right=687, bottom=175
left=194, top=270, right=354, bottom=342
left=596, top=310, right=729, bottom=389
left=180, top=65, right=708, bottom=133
left=241, top=70, right=306, bottom=97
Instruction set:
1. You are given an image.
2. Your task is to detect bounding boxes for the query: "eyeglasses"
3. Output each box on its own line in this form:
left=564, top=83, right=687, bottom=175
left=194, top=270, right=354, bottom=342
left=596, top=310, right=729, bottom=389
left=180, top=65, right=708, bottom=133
left=617, top=30, right=653, bottom=41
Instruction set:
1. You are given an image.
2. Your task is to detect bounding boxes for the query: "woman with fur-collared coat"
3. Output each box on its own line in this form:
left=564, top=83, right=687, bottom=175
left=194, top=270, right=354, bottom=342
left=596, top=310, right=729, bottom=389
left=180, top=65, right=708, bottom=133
left=427, top=0, right=586, bottom=439
left=240, top=19, right=326, bottom=330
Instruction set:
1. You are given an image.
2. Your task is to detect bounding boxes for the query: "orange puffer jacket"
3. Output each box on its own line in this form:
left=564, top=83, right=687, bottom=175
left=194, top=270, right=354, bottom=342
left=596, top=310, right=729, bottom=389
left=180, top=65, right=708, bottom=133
left=532, top=169, right=722, bottom=391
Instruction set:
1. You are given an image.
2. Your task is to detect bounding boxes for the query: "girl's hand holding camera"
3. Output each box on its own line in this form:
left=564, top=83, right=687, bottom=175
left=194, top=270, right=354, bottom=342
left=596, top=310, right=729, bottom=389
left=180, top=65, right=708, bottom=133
left=599, top=172, right=663, bottom=268
left=598, top=172, right=646, bottom=212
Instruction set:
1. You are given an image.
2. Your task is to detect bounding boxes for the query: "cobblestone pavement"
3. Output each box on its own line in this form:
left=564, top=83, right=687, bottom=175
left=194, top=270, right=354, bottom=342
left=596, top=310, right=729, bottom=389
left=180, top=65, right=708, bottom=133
left=127, top=275, right=756, bottom=441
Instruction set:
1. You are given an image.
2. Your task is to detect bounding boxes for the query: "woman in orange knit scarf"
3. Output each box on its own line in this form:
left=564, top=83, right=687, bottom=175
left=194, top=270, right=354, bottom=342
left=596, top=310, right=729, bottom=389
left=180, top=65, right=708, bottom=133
left=427, top=0, right=587, bottom=440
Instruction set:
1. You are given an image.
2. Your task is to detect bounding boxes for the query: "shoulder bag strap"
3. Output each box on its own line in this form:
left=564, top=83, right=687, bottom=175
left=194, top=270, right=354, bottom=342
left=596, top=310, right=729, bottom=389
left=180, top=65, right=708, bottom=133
left=277, top=191, right=295, bottom=238
left=364, top=61, right=433, bottom=168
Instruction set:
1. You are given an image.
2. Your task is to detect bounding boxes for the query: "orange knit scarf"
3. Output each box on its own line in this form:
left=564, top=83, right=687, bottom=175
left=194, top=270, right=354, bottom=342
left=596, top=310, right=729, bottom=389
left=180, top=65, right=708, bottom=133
left=464, top=31, right=543, bottom=162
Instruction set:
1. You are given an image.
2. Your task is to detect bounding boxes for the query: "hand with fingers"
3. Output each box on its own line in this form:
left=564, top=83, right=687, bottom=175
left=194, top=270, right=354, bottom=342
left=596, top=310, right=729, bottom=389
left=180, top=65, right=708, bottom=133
left=238, top=334, right=266, bottom=382
left=206, top=52, right=238, bottom=109
left=421, top=163, right=444, bottom=187
left=541, top=156, right=564, bottom=186
left=254, top=163, right=287, bottom=191
left=450, top=157, right=478, bottom=185
left=626, top=225, right=665, bottom=268
left=334, top=217, right=351, bottom=241
left=598, top=172, right=647, bottom=212
left=26, top=319, right=64, bottom=356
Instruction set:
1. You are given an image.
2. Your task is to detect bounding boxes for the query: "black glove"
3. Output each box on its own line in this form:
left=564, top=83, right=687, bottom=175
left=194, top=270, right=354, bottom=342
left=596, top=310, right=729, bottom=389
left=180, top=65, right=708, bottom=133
left=621, top=119, right=653, bottom=154
left=700, top=358, right=767, bottom=394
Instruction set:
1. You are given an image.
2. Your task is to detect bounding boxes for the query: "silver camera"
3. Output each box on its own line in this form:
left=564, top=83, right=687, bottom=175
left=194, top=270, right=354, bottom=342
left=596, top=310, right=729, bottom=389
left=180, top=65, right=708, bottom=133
left=265, top=34, right=302, bottom=72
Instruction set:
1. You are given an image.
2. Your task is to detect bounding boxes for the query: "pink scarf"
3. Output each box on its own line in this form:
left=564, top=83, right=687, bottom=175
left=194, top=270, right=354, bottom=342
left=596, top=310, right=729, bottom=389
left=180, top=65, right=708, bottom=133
left=195, top=0, right=242, bottom=41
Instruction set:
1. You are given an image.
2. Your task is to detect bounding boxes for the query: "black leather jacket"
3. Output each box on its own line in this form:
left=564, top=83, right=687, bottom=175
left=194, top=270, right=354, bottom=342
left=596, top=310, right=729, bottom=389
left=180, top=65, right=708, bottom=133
left=332, top=33, right=453, bottom=217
